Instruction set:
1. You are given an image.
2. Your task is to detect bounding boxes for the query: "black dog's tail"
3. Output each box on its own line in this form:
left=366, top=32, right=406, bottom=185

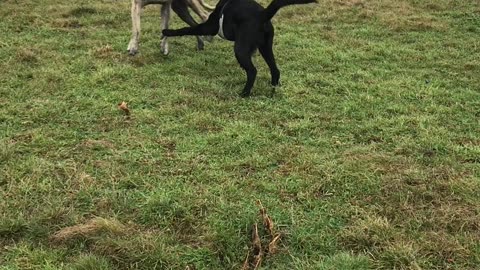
left=262, top=0, right=317, bottom=22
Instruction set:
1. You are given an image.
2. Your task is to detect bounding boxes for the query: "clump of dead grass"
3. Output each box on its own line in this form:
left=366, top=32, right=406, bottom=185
left=93, top=44, right=114, bottom=59
left=50, top=217, right=127, bottom=243
left=376, top=240, right=421, bottom=269
left=340, top=212, right=394, bottom=252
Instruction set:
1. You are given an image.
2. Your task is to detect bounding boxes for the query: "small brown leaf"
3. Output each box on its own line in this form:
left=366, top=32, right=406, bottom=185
left=117, top=101, right=130, bottom=115
left=267, top=233, right=281, bottom=255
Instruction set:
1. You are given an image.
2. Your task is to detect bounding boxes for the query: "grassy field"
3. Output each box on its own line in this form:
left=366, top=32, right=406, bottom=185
left=1, top=0, right=480, bottom=269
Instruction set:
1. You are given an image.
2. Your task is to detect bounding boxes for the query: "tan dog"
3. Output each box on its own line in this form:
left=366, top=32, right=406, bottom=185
left=127, top=0, right=214, bottom=55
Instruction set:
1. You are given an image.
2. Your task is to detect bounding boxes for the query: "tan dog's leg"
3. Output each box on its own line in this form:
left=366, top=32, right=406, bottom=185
left=160, top=3, right=171, bottom=55
left=128, top=0, right=142, bottom=55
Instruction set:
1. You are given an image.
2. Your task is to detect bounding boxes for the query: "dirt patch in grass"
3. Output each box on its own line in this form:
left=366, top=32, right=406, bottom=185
left=51, top=18, right=83, bottom=29
left=81, top=139, right=115, bottom=149
left=68, top=7, right=97, bottom=17
left=92, top=44, right=115, bottom=59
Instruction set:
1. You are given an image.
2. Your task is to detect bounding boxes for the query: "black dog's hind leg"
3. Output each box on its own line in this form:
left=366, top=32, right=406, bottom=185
left=170, top=0, right=205, bottom=50
left=259, top=30, right=280, bottom=87
left=234, top=36, right=257, bottom=97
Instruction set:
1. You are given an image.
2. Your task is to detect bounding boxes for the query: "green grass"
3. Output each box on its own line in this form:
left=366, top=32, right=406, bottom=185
left=1, top=0, right=479, bottom=269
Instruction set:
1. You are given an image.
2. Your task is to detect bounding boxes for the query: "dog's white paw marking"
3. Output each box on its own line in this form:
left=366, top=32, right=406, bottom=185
left=161, top=39, right=169, bottom=55
left=127, top=39, right=139, bottom=55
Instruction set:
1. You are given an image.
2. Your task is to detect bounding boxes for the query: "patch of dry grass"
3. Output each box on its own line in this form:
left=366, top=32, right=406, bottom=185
left=50, top=217, right=127, bottom=243
left=339, top=151, right=480, bottom=269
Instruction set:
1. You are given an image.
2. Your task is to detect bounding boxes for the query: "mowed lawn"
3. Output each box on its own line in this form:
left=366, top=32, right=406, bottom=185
left=1, top=0, right=479, bottom=269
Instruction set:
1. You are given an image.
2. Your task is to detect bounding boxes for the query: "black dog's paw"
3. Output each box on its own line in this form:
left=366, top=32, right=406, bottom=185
left=162, top=29, right=175, bottom=36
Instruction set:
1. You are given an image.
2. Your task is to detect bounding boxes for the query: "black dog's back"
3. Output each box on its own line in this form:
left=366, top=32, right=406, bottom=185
left=222, top=0, right=316, bottom=24
left=219, top=0, right=266, bottom=41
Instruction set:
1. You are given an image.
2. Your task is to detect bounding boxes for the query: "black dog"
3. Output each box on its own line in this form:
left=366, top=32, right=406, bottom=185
left=162, top=0, right=317, bottom=97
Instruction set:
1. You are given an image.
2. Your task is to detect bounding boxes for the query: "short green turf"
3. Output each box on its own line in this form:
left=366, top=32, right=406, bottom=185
left=1, top=0, right=479, bottom=269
